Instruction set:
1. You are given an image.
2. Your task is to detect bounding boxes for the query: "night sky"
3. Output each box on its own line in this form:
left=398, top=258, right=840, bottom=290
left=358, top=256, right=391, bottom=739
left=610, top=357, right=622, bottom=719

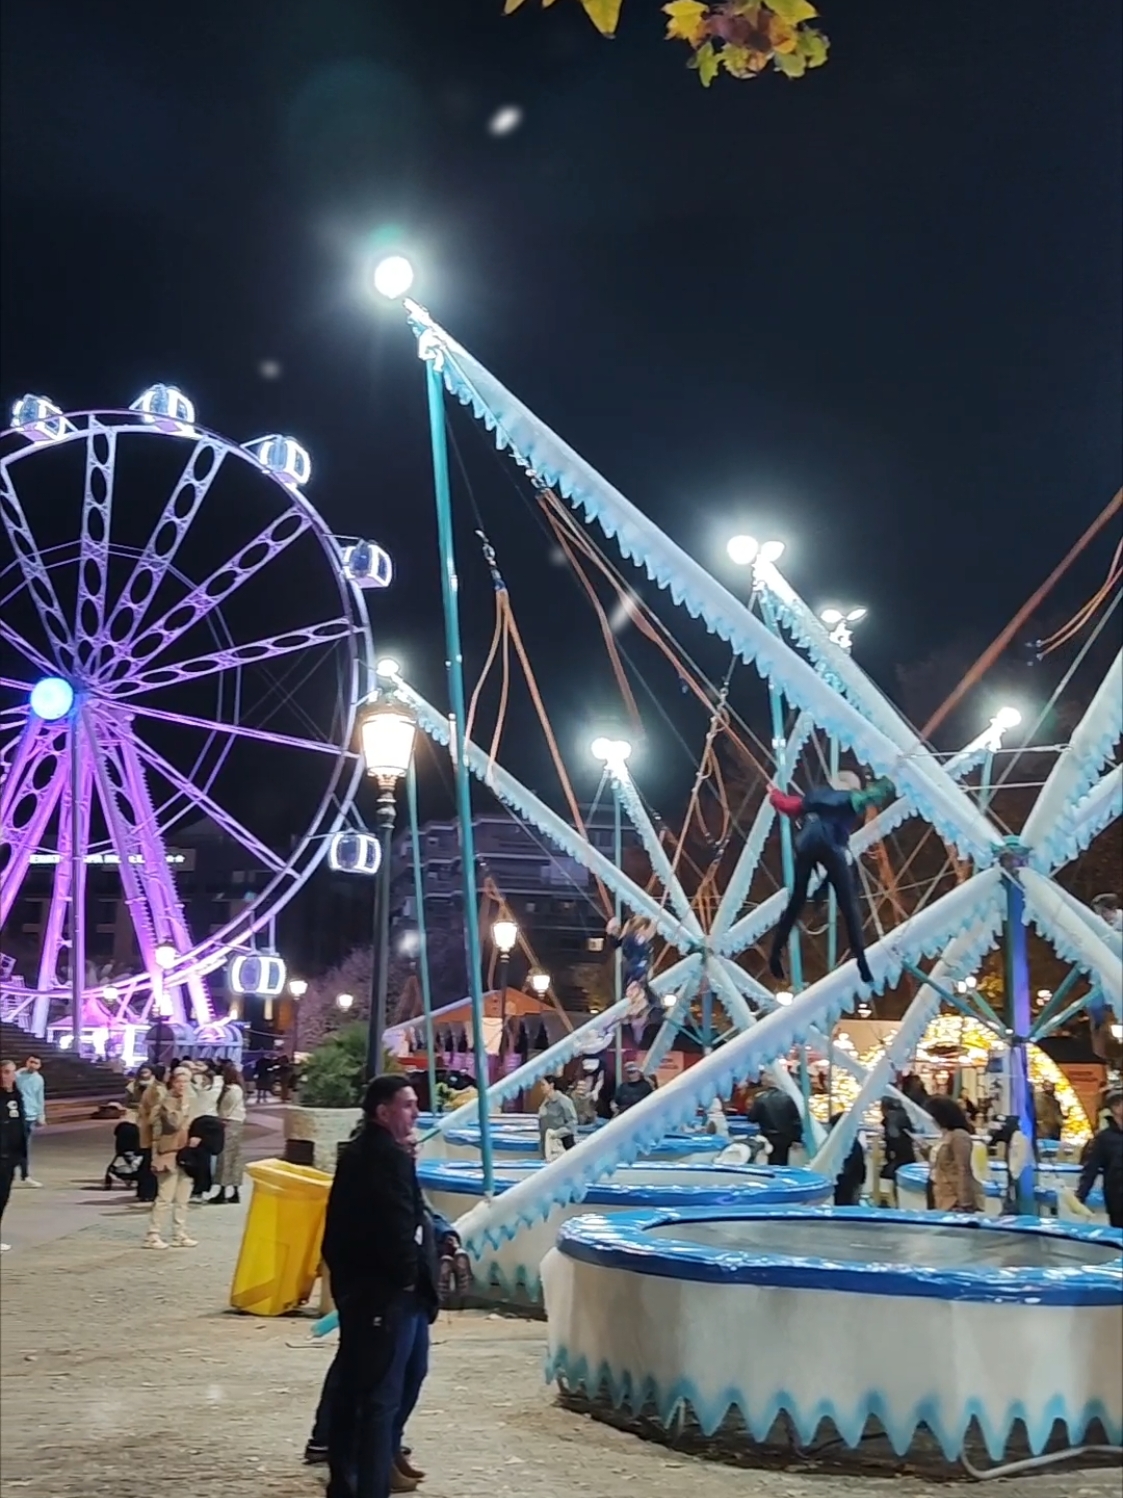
left=2, top=1, right=1120, bottom=823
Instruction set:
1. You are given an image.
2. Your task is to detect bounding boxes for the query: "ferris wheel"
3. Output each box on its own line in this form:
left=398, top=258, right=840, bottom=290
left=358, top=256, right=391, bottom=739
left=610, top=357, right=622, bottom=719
left=0, top=387, right=381, bottom=1034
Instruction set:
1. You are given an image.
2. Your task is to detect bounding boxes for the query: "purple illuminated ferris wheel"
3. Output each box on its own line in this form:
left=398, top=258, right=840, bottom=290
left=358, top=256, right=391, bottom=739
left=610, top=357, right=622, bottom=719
left=0, top=388, right=380, bottom=1036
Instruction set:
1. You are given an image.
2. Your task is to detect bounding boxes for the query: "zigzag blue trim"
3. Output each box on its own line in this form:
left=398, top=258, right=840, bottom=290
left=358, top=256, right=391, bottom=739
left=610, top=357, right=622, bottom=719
left=545, top=1347, right=1121, bottom=1462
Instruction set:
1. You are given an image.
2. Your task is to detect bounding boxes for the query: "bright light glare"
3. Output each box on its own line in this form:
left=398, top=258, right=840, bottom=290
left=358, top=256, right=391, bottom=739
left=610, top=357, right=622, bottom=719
left=994, top=707, right=1022, bottom=729
left=775, top=990, right=794, bottom=1006
left=591, top=736, right=632, bottom=763
left=488, top=105, right=523, bottom=136
left=29, top=676, right=73, bottom=721
left=846, top=607, right=868, bottom=622
left=492, top=919, right=519, bottom=954
left=103, top=986, right=120, bottom=1005
left=758, top=540, right=785, bottom=563
left=662, top=992, right=677, bottom=1010
left=819, top=608, right=844, bottom=626
left=375, top=657, right=401, bottom=678
left=1111, top=1023, right=1123, bottom=1042
left=372, top=255, right=415, bottom=300
left=336, top=992, right=355, bottom=1011
left=726, top=535, right=759, bottom=566
left=530, top=971, right=550, bottom=995
left=289, top=979, right=308, bottom=998
left=154, top=943, right=177, bottom=970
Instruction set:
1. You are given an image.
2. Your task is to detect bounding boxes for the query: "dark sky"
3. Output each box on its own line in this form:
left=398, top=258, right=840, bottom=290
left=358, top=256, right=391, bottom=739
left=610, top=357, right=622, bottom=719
left=2, top=1, right=1121, bottom=820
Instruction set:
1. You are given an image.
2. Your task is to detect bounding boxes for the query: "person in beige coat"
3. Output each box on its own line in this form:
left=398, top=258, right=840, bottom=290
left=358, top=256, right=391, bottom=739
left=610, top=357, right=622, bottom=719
left=926, top=1095, right=985, bottom=1213
left=145, top=1068, right=201, bottom=1249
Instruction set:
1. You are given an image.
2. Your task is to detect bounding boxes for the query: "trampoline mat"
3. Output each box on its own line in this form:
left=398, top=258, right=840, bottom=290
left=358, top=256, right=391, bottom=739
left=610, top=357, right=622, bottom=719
left=645, top=1218, right=1122, bottom=1270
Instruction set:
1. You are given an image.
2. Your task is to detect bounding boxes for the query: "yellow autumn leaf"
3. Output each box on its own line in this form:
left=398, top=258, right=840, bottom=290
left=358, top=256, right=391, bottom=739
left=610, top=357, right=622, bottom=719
left=797, top=26, right=830, bottom=66
left=579, top=0, right=624, bottom=35
left=773, top=47, right=807, bottom=77
left=503, top=0, right=528, bottom=12
left=765, top=0, right=818, bottom=23
left=691, top=38, right=721, bottom=86
left=767, top=15, right=798, bottom=53
left=663, top=0, right=709, bottom=46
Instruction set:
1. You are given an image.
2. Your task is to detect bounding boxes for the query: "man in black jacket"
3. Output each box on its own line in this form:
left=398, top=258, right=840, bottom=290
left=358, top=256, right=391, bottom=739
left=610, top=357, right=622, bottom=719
left=746, top=1082, right=804, bottom=1166
left=1, top=1058, right=28, bottom=1252
left=323, top=1074, right=439, bottom=1498
left=1077, top=1087, right=1123, bottom=1229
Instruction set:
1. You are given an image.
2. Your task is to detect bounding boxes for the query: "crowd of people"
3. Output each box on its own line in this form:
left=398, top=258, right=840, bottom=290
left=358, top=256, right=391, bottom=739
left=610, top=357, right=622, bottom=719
left=122, top=1058, right=247, bottom=1247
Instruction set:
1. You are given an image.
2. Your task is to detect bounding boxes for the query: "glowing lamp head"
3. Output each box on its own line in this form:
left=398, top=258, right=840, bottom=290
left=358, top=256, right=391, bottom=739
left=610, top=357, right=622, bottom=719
left=994, top=706, right=1022, bottom=730
left=846, top=607, right=868, bottom=623
left=359, top=697, right=417, bottom=781
left=819, top=608, right=844, bottom=626
left=375, top=657, right=401, bottom=680
left=289, top=979, right=308, bottom=999
left=726, top=535, right=759, bottom=566
left=102, top=985, right=120, bottom=1005
left=492, top=919, right=519, bottom=955
left=775, top=990, right=794, bottom=1006
left=153, top=942, right=177, bottom=971
left=29, top=676, right=74, bottom=722
left=591, top=736, right=632, bottom=764
left=336, top=992, right=355, bottom=1012
left=529, top=970, right=550, bottom=996
left=758, top=540, right=785, bottom=563
left=372, top=255, right=415, bottom=301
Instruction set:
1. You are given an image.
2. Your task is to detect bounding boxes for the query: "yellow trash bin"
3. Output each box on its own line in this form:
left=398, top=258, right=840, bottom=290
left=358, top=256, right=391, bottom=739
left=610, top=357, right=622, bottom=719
left=229, top=1158, right=332, bottom=1316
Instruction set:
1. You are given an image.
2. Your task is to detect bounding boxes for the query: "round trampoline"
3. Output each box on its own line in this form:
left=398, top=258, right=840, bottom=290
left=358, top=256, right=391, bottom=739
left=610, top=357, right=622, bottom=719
left=438, top=1124, right=731, bottom=1165
left=418, top=1158, right=830, bottom=1306
left=895, top=1162, right=1109, bottom=1222
left=542, top=1205, right=1123, bottom=1465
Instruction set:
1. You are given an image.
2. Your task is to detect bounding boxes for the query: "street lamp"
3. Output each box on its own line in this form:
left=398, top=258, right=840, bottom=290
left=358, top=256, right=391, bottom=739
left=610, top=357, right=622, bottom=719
left=336, top=992, right=355, bottom=1013
left=727, top=535, right=784, bottom=569
left=493, top=918, right=519, bottom=1066
left=154, top=942, right=176, bottom=970
left=359, top=694, right=418, bottom=1080
left=371, top=255, right=415, bottom=301
left=529, top=970, right=550, bottom=998
left=819, top=606, right=867, bottom=653
left=289, top=978, right=307, bottom=1054
left=590, top=736, right=632, bottom=764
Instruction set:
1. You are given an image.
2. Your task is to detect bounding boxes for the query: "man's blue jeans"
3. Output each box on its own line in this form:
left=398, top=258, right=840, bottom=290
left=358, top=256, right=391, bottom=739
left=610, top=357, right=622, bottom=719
left=327, top=1295, right=430, bottom=1497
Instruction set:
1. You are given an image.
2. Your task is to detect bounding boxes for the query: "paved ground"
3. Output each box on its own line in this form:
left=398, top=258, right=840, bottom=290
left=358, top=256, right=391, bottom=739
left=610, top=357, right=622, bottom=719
left=1, top=1118, right=1120, bottom=1498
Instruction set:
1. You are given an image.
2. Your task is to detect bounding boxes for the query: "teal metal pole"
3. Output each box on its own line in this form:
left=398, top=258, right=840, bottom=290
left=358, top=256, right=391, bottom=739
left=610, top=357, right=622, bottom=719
left=1002, top=856, right=1036, bottom=1216
left=1029, top=967, right=1083, bottom=1035
left=979, top=749, right=996, bottom=812
left=407, top=759, right=439, bottom=1120
left=613, top=787, right=623, bottom=1088
left=1032, top=987, right=1100, bottom=1043
left=826, top=736, right=840, bottom=972
left=423, top=361, right=494, bottom=1194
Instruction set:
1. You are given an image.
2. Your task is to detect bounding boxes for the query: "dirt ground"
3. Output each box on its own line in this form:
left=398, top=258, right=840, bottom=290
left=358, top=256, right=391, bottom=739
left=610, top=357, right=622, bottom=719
left=0, top=1121, right=1120, bottom=1498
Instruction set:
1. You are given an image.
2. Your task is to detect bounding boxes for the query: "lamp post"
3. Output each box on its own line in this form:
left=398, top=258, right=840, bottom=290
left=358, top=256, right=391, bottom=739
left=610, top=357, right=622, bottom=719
left=359, top=694, right=418, bottom=1082
left=492, top=918, right=519, bottom=1069
left=153, top=941, right=176, bottom=1021
left=288, top=978, right=307, bottom=1055
left=591, top=735, right=631, bottom=1086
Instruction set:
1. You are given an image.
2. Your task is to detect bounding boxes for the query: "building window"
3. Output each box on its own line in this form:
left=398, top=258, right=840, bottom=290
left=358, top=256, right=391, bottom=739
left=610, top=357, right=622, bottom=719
left=586, top=936, right=605, bottom=952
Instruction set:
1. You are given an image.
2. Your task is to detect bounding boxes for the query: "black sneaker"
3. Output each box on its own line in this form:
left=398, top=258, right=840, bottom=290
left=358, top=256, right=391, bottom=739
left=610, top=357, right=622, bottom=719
left=303, top=1442, right=328, bottom=1466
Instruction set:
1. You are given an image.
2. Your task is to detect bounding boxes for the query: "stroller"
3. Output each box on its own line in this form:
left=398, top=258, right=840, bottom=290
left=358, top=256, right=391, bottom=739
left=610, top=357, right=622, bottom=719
left=104, top=1119, right=144, bottom=1190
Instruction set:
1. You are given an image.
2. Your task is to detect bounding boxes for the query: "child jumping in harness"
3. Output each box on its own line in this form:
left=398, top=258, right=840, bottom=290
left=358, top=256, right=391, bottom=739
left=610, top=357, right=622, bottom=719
left=606, top=914, right=659, bottom=1039
left=768, top=771, right=895, bottom=986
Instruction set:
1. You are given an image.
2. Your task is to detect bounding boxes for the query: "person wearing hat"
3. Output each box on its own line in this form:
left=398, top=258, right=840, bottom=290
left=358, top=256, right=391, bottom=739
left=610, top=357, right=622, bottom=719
left=1076, top=1086, right=1123, bottom=1228
left=612, top=1061, right=654, bottom=1115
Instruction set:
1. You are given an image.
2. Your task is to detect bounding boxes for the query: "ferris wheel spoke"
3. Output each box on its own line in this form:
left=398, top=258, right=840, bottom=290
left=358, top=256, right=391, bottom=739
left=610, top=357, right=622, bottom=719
left=71, top=420, right=118, bottom=675
left=0, top=714, right=54, bottom=834
left=33, top=753, right=93, bottom=1016
left=106, top=617, right=359, bottom=700
left=1, top=615, right=61, bottom=683
left=130, top=733, right=287, bottom=874
left=0, top=742, right=69, bottom=928
left=109, top=732, right=215, bottom=1024
left=0, top=464, right=76, bottom=670
left=124, top=698, right=359, bottom=759
left=100, top=508, right=312, bottom=685
left=99, top=438, right=227, bottom=659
